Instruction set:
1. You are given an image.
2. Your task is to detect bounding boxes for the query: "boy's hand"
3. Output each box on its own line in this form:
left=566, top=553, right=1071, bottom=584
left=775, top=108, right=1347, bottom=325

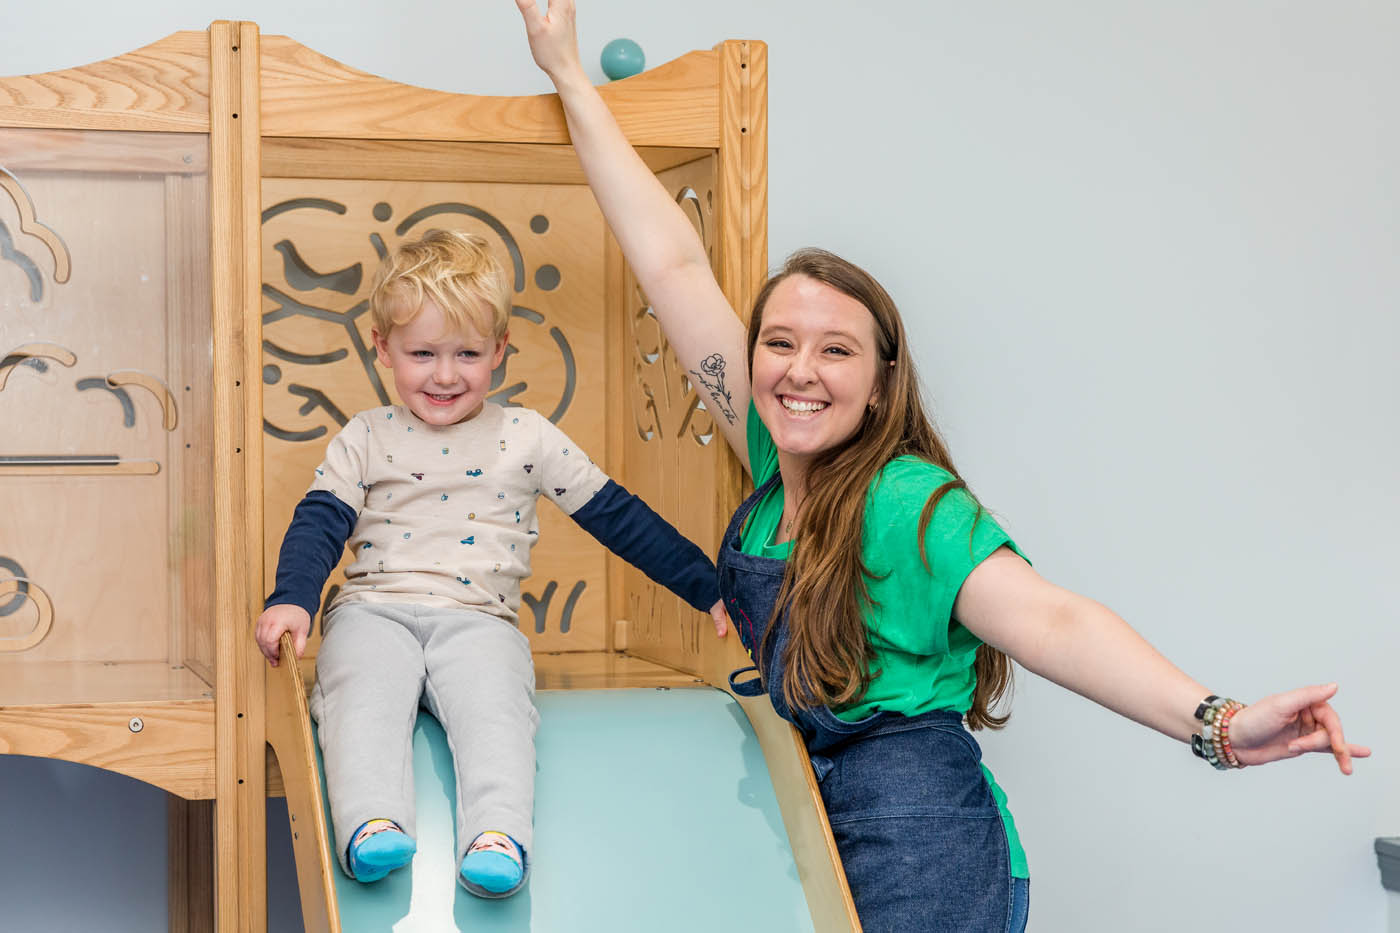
left=515, top=0, right=583, bottom=81
left=709, top=599, right=729, bottom=638
left=255, top=604, right=311, bottom=667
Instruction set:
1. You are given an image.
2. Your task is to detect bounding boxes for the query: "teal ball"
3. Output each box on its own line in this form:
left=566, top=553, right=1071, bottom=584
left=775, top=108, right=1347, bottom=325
left=601, top=38, right=645, bottom=81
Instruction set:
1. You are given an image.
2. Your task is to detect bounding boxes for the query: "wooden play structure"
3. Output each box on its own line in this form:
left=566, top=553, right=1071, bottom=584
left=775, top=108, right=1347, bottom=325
left=0, top=22, right=859, bottom=931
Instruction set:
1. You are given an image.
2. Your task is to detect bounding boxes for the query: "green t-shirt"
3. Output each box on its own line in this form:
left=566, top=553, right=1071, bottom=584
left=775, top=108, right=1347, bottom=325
left=741, top=402, right=1029, bottom=878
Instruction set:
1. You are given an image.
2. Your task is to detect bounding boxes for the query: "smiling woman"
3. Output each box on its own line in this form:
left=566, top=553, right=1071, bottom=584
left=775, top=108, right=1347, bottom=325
left=517, top=0, right=1370, bottom=930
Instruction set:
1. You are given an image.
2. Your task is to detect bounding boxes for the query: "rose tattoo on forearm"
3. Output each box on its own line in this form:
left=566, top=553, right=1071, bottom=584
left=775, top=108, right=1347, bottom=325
left=690, top=352, right=737, bottom=425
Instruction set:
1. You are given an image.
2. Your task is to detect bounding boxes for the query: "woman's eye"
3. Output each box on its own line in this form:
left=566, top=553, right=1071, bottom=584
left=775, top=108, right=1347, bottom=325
left=825, top=346, right=852, bottom=356
left=765, top=339, right=791, bottom=350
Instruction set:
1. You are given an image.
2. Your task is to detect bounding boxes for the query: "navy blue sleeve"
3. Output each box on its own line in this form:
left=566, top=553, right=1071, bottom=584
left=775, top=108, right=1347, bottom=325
left=265, top=489, right=358, bottom=621
left=569, top=479, right=719, bottom=612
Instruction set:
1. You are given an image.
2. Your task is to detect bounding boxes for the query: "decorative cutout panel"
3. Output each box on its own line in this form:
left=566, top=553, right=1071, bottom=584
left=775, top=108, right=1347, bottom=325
left=261, top=175, right=608, bottom=654
left=0, top=127, right=213, bottom=670
left=618, top=155, right=722, bottom=672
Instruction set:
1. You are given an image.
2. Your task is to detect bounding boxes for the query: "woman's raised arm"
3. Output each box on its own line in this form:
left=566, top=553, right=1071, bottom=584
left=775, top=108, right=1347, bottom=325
left=516, top=0, right=752, bottom=471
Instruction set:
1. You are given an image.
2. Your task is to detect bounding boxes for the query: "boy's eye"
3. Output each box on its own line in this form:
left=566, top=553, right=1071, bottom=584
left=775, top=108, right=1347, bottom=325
left=458, top=350, right=480, bottom=359
left=411, top=350, right=433, bottom=359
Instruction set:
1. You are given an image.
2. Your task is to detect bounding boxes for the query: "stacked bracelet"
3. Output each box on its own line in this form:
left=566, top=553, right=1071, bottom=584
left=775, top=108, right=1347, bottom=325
left=1191, top=695, right=1246, bottom=770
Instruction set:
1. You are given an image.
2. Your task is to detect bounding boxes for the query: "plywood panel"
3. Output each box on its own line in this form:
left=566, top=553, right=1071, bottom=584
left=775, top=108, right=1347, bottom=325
left=614, top=154, right=724, bottom=676
left=0, top=145, right=208, bottom=664
left=260, top=176, right=609, bottom=655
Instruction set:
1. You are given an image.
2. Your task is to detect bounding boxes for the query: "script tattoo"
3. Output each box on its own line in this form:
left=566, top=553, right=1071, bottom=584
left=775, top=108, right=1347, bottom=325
left=689, top=352, right=737, bottom=425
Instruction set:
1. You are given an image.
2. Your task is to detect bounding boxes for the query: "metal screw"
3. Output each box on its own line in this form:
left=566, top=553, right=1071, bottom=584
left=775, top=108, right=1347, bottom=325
left=128, top=717, right=144, bottom=733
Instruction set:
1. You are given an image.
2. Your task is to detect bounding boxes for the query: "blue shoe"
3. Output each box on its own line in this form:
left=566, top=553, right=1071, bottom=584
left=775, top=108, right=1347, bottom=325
left=347, top=820, right=416, bottom=883
left=459, top=831, right=526, bottom=898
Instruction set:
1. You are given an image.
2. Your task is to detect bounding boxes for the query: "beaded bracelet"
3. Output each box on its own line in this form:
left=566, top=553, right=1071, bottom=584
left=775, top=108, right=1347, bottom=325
left=1191, top=695, right=1246, bottom=770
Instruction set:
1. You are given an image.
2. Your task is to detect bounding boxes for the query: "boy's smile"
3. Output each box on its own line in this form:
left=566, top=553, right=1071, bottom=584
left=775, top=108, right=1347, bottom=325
left=373, top=298, right=508, bottom=426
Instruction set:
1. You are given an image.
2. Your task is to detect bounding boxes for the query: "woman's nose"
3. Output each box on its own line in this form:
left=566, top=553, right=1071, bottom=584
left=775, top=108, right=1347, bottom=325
left=787, top=350, right=817, bottom=384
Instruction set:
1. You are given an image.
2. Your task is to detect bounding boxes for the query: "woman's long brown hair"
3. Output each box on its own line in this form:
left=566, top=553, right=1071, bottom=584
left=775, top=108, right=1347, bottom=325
left=749, top=249, right=1012, bottom=730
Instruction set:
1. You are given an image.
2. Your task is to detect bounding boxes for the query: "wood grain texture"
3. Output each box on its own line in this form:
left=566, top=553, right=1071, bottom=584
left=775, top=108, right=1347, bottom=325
left=236, top=22, right=271, bottom=933
left=0, top=32, right=209, bottom=133
left=263, top=137, right=704, bottom=185
left=0, top=127, right=207, bottom=174
left=613, top=154, right=723, bottom=678
left=264, top=632, right=338, bottom=933
left=168, top=797, right=216, bottom=933
left=260, top=35, right=720, bottom=147
left=0, top=700, right=215, bottom=798
left=210, top=21, right=269, bottom=931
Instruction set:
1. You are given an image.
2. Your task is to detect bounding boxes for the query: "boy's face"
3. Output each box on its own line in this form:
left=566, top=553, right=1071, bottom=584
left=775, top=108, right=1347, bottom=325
left=372, top=299, right=508, bottom=426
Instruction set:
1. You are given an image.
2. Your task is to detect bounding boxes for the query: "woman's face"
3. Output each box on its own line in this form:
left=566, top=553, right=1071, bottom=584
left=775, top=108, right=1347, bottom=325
left=750, top=275, right=883, bottom=474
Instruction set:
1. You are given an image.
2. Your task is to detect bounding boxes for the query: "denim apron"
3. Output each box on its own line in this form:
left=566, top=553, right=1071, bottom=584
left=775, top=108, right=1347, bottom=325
left=720, top=474, right=1020, bottom=933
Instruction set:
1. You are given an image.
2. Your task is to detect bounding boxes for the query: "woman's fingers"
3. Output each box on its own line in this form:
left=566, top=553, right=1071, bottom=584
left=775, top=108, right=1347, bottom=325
left=1309, top=702, right=1354, bottom=774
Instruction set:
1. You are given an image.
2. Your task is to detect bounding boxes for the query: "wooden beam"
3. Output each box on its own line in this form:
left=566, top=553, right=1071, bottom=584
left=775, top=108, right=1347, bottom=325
left=0, top=128, right=207, bottom=174
left=0, top=701, right=215, bottom=799
left=262, top=137, right=706, bottom=185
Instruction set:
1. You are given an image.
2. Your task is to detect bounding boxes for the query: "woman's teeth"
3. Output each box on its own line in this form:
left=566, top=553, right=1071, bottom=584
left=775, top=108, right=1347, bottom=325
left=781, top=397, right=827, bottom=413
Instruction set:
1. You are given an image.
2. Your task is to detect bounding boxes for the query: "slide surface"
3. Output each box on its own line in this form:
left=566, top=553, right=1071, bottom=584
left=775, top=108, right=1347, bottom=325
left=317, top=687, right=815, bottom=932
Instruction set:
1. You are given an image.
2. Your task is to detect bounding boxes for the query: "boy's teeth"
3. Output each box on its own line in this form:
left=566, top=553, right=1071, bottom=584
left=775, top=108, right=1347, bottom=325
left=782, top=397, right=827, bottom=412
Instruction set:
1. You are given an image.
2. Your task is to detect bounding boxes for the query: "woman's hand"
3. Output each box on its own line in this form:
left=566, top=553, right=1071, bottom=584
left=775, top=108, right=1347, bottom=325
left=515, top=0, right=583, bottom=81
left=1227, top=683, right=1369, bottom=774
left=255, top=604, right=311, bottom=667
left=709, top=599, right=730, bottom=638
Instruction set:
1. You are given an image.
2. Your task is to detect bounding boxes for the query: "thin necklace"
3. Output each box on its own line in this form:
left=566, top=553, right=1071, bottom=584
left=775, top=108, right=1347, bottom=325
left=783, top=491, right=805, bottom=537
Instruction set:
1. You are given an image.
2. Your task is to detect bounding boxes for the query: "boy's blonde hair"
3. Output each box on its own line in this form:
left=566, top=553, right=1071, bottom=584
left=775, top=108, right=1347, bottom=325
left=370, top=229, right=512, bottom=341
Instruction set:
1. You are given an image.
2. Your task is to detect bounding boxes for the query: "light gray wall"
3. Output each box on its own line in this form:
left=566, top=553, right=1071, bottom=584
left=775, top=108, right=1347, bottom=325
left=2, top=2, right=1395, bottom=930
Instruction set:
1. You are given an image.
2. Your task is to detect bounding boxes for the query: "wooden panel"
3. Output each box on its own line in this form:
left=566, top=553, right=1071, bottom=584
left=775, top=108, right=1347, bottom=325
left=260, top=35, right=720, bottom=147
left=0, top=700, right=215, bottom=798
left=0, top=146, right=197, bottom=664
left=0, top=32, right=209, bottom=133
left=168, top=797, right=216, bottom=933
left=259, top=175, right=609, bottom=655
left=263, top=137, right=706, bottom=185
left=612, top=154, right=723, bottom=677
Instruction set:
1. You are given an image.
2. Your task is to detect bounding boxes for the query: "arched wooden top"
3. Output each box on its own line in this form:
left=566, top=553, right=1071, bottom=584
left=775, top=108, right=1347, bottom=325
left=0, top=26, right=757, bottom=148
left=258, top=33, right=733, bottom=147
left=0, top=31, right=210, bottom=133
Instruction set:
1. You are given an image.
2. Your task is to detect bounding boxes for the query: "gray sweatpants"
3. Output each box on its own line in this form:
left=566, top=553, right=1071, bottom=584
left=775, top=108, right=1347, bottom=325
left=309, top=601, right=538, bottom=878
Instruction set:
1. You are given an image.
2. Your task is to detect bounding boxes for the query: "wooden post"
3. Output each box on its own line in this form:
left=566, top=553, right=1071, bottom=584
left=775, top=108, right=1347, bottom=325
left=210, top=21, right=267, bottom=932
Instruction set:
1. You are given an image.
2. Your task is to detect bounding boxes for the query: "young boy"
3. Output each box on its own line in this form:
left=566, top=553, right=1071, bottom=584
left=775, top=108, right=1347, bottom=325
left=254, top=229, right=722, bottom=898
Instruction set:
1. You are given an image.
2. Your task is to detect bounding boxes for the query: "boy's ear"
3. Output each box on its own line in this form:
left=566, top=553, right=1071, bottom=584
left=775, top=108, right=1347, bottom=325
left=490, top=331, right=510, bottom=368
left=371, top=328, right=393, bottom=368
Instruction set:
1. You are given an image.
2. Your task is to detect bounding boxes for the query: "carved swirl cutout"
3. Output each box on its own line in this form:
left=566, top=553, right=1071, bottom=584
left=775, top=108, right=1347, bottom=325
left=0, top=576, right=54, bottom=653
left=0, top=167, right=71, bottom=285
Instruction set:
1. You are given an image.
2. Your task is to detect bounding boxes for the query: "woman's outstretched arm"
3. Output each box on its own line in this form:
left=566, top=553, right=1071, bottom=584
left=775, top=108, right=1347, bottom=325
left=955, top=547, right=1369, bottom=774
left=516, top=0, right=753, bottom=470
